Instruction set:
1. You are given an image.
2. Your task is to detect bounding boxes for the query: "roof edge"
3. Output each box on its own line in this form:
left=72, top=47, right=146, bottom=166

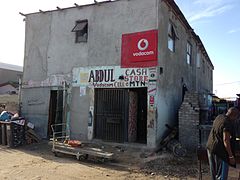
left=0, top=62, right=23, bottom=72
left=21, top=0, right=214, bottom=69
left=22, top=0, right=119, bottom=16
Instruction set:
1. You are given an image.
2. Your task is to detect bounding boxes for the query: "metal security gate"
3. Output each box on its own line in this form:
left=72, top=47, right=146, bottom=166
left=94, top=89, right=128, bottom=142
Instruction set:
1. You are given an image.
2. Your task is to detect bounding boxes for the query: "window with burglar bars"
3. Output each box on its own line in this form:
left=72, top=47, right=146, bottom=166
left=71, top=20, right=88, bottom=43
left=186, top=42, right=192, bottom=65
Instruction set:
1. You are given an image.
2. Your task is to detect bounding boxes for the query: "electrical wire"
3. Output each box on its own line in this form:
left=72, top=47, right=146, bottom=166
left=215, top=81, right=240, bottom=86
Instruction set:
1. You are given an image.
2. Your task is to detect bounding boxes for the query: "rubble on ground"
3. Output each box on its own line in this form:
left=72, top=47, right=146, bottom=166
left=141, top=152, right=200, bottom=178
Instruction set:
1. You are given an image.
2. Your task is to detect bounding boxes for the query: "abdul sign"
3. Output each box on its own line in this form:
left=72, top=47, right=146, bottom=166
left=72, top=66, right=152, bottom=88
left=121, top=30, right=158, bottom=68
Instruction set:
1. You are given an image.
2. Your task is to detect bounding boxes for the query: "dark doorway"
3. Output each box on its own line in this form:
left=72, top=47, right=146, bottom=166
left=94, top=88, right=147, bottom=144
left=94, top=89, right=128, bottom=143
left=48, top=90, right=63, bottom=138
left=129, top=88, right=147, bottom=144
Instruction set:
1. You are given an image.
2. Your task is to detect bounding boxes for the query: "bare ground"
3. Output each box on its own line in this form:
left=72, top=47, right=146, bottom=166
left=0, top=141, right=203, bottom=180
left=1, top=141, right=240, bottom=179
left=0, top=94, right=239, bottom=179
left=0, top=142, right=160, bottom=180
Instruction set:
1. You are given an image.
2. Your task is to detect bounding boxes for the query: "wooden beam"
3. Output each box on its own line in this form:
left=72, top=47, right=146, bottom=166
left=19, top=12, right=26, bottom=16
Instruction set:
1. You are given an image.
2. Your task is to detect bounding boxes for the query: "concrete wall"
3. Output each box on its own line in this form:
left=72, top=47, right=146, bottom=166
left=70, top=87, right=89, bottom=140
left=21, top=0, right=213, bottom=147
left=155, top=1, right=213, bottom=144
left=21, top=87, right=50, bottom=138
left=197, top=55, right=213, bottom=94
left=22, top=0, right=158, bottom=139
left=24, top=0, right=157, bottom=78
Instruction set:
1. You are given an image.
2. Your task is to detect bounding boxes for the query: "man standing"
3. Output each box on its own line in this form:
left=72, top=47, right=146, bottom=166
left=207, top=107, right=240, bottom=180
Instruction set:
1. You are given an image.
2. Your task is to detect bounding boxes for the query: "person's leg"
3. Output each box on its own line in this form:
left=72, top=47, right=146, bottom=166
left=216, top=157, right=223, bottom=179
left=207, top=149, right=217, bottom=180
left=220, top=161, right=229, bottom=180
left=215, top=158, right=229, bottom=180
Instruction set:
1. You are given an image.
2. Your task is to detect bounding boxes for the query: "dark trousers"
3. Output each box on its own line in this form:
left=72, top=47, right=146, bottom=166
left=207, top=150, right=229, bottom=180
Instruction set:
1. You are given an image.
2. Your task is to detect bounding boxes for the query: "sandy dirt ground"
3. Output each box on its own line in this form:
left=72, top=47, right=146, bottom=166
left=0, top=142, right=199, bottom=180
left=0, top=93, right=239, bottom=180
left=0, top=142, right=240, bottom=180
left=0, top=142, right=151, bottom=180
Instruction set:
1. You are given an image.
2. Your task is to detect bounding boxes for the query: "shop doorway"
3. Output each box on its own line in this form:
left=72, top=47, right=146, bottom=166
left=94, top=89, right=128, bottom=142
left=48, top=90, right=63, bottom=138
left=94, top=88, right=147, bottom=143
left=129, top=88, right=147, bottom=143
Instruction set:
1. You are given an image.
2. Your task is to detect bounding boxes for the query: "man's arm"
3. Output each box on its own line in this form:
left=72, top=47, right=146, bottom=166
left=223, top=131, right=235, bottom=164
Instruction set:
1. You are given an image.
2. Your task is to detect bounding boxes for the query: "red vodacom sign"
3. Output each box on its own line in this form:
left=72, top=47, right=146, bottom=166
left=121, top=30, right=158, bottom=68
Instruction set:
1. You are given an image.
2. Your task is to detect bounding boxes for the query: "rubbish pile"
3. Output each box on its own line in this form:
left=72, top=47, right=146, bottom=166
left=0, top=108, right=40, bottom=147
left=158, top=124, right=187, bottom=157
left=142, top=153, right=199, bottom=178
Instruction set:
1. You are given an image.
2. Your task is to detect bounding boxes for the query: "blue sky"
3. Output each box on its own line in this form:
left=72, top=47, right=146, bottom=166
left=175, top=0, right=240, bottom=98
left=0, top=0, right=239, bottom=98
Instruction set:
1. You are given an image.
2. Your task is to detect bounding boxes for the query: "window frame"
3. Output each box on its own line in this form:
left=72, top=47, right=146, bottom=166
left=202, top=59, right=205, bottom=74
left=168, top=22, right=177, bottom=52
left=72, top=20, right=88, bottom=43
left=186, top=41, right=192, bottom=65
left=196, top=52, right=201, bottom=68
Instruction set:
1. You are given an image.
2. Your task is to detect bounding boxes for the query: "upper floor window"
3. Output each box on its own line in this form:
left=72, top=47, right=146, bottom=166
left=202, top=60, right=205, bottom=73
left=72, top=20, right=88, bottom=43
left=168, top=23, right=176, bottom=52
left=186, top=42, right=192, bottom=65
left=196, top=53, right=201, bottom=68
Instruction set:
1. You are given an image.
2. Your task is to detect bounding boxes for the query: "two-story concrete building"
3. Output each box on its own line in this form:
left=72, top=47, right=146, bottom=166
left=21, top=0, right=213, bottom=149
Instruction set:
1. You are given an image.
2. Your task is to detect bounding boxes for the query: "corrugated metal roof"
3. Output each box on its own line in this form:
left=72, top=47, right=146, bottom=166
left=0, top=62, right=23, bottom=72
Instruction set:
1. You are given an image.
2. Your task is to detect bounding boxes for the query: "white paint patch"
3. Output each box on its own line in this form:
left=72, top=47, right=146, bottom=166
left=80, top=86, right=86, bottom=96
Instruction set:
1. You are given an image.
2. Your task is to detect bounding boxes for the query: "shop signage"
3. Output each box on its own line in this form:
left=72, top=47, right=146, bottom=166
left=72, top=66, right=151, bottom=88
left=121, top=29, right=158, bottom=68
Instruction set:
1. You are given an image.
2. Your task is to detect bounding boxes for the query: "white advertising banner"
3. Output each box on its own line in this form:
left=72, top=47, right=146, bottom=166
left=72, top=66, right=153, bottom=88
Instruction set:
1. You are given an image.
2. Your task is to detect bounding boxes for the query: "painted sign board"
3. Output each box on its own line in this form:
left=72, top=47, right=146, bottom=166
left=72, top=66, right=152, bottom=88
left=121, top=30, right=158, bottom=68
